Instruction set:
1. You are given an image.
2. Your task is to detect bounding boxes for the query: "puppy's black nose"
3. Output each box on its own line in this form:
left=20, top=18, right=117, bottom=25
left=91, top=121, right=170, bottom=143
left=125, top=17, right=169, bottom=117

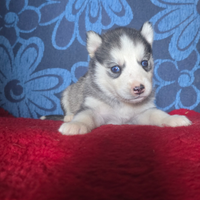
left=133, top=84, right=145, bottom=94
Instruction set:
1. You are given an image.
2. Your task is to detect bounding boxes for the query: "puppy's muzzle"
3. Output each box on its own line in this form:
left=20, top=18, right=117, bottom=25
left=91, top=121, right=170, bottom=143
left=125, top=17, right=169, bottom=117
left=133, top=84, right=145, bottom=95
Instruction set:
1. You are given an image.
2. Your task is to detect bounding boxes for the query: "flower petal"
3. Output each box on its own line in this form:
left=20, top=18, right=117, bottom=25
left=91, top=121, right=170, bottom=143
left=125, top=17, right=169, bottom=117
left=39, top=1, right=64, bottom=25
left=177, top=16, right=200, bottom=52
left=18, top=101, right=34, bottom=118
left=101, top=6, right=111, bottom=27
left=28, top=94, right=57, bottom=112
left=154, top=59, right=179, bottom=82
left=106, top=0, right=122, bottom=13
left=66, top=0, right=86, bottom=21
left=89, top=0, right=99, bottom=18
left=85, top=3, right=102, bottom=33
left=101, top=0, right=133, bottom=28
left=8, top=0, right=27, bottom=14
left=160, top=6, right=193, bottom=31
left=178, top=86, right=199, bottom=109
left=24, top=68, right=71, bottom=117
left=169, top=16, right=200, bottom=60
left=52, top=16, right=75, bottom=50
left=28, top=68, right=71, bottom=94
left=155, top=83, right=179, bottom=110
left=29, top=94, right=64, bottom=117
left=177, top=50, right=198, bottom=71
left=75, top=0, right=86, bottom=10
left=84, top=0, right=133, bottom=33
left=25, top=68, right=71, bottom=93
left=14, top=37, right=44, bottom=79
left=26, top=75, right=60, bottom=91
left=0, top=36, right=14, bottom=80
left=150, top=5, right=193, bottom=40
left=150, top=0, right=196, bottom=8
left=17, top=7, right=40, bottom=33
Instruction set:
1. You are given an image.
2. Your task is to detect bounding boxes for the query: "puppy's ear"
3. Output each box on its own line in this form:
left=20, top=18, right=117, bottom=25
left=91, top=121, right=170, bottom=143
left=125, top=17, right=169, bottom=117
left=87, top=31, right=102, bottom=58
left=140, top=21, right=154, bottom=46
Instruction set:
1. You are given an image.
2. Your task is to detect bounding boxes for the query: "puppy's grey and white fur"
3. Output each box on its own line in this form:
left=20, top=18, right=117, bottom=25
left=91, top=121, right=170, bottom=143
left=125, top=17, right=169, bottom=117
left=42, top=22, right=191, bottom=135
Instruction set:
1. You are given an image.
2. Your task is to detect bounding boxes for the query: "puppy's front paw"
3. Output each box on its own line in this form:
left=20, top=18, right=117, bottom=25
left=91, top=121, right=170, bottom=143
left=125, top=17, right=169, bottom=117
left=162, top=115, right=192, bottom=127
left=63, top=115, right=74, bottom=122
left=58, top=122, right=91, bottom=135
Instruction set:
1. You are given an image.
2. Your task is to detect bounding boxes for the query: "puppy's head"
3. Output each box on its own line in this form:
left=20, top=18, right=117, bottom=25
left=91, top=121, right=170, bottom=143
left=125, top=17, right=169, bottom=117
left=87, top=22, right=154, bottom=104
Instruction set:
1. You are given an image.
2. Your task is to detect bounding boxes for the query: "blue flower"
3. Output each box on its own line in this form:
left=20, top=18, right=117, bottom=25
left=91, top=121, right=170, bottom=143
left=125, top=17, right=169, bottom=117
left=0, top=36, right=71, bottom=118
left=39, top=0, right=133, bottom=50
left=0, top=0, right=40, bottom=46
left=154, top=49, right=200, bottom=111
left=150, top=0, right=200, bottom=61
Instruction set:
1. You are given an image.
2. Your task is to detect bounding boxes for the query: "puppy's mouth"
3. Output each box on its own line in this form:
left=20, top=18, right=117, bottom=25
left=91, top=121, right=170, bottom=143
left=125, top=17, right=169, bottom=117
left=116, top=93, right=147, bottom=103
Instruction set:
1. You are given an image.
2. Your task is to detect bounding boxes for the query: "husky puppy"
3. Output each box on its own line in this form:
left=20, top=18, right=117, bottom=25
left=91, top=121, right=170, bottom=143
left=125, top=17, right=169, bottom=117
left=41, top=22, right=191, bottom=135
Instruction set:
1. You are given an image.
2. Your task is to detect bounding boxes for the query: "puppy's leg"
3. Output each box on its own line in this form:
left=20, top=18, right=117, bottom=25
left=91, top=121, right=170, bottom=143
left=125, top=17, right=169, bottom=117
left=59, top=109, right=103, bottom=135
left=136, top=108, right=191, bottom=127
left=63, top=115, right=74, bottom=122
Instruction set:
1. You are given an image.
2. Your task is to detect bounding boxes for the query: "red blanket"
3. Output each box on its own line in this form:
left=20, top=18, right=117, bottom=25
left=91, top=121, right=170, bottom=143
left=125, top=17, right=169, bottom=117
left=0, top=108, right=200, bottom=200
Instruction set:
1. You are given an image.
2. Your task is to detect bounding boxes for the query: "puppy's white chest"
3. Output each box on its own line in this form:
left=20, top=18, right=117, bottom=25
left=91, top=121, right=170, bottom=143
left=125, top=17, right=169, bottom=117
left=112, top=104, right=136, bottom=124
left=85, top=97, right=136, bottom=124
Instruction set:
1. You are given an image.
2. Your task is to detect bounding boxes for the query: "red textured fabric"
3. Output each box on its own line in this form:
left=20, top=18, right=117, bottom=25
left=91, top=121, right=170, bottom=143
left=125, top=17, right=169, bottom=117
left=0, top=108, right=200, bottom=200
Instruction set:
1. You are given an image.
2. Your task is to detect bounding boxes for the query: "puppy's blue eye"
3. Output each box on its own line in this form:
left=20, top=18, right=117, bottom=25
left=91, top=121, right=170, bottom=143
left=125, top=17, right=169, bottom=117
left=141, top=60, right=148, bottom=68
left=111, top=66, right=121, bottom=73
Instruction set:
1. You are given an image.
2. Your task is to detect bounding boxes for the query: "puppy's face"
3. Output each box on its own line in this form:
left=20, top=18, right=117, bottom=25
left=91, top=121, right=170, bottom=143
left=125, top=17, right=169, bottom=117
left=87, top=22, right=154, bottom=104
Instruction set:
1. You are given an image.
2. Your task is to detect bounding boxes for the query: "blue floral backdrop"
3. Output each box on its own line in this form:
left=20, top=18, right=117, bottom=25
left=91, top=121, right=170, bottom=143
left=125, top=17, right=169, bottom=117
left=0, top=0, right=200, bottom=118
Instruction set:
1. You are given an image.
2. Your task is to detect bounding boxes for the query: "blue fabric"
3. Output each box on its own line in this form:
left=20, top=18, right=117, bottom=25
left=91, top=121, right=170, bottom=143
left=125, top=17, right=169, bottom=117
left=0, top=0, right=200, bottom=118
